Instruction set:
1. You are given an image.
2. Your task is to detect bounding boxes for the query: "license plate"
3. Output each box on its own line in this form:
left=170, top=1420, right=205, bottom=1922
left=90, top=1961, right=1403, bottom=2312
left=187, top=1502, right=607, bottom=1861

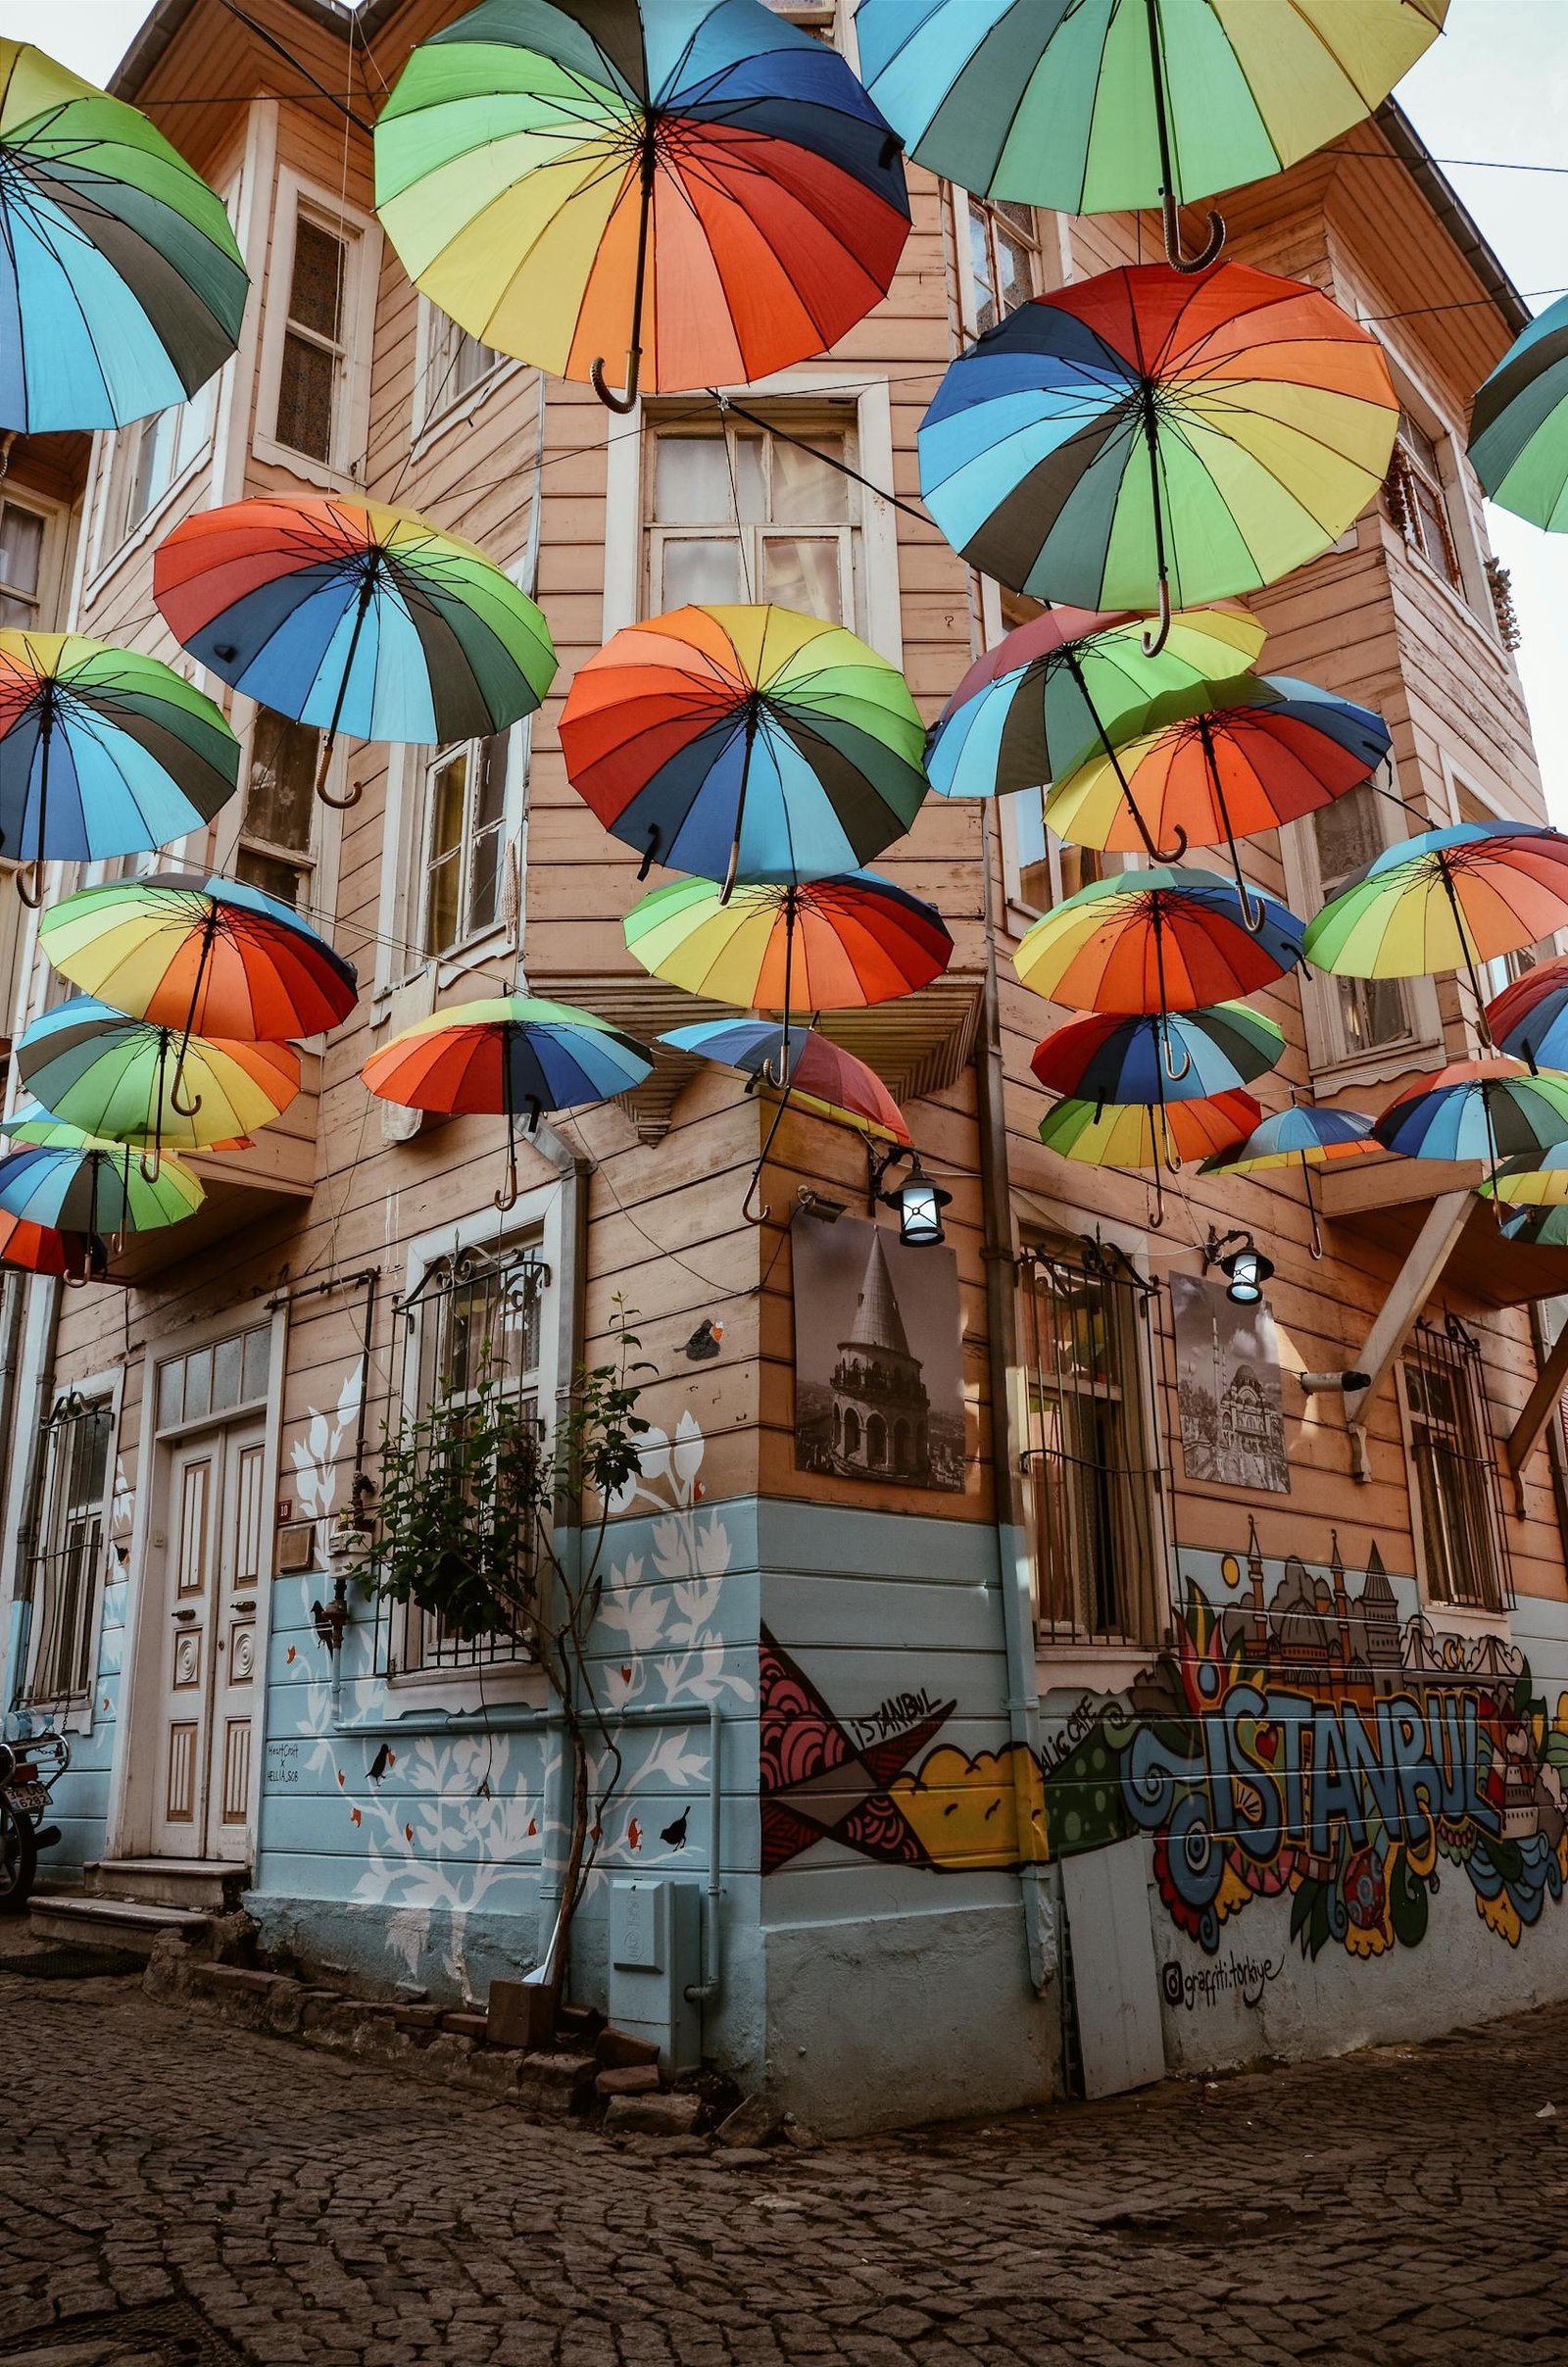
left=7, top=1782, right=48, bottom=1816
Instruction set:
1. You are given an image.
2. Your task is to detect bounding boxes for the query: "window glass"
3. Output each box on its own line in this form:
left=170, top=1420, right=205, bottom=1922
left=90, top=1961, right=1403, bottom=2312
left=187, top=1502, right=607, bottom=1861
left=649, top=419, right=855, bottom=626
left=184, top=1347, right=213, bottom=1424
left=25, top=1397, right=113, bottom=1702
left=423, top=735, right=509, bottom=957
left=1403, top=1330, right=1507, bottom=1612
left=212, top=1333, right=243, bottom=1414
left=1311, top=783, right=1409, bottom=1054
left=276, top=215, right=347, bottom=463
left=0, top=501, right=44, bottom=626
left=244, top=714, right=318, bottom=855
left=157, top=1357, right=184, bottom=1433
left=965, top=195, right=1039, bottom=336
left=241, top=1325, right=270, bottom=1405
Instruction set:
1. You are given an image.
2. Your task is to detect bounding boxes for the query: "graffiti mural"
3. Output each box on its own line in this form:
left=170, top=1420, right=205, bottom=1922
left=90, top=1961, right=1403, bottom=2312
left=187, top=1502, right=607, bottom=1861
left=761, top=1532, right=1568, bottom=1967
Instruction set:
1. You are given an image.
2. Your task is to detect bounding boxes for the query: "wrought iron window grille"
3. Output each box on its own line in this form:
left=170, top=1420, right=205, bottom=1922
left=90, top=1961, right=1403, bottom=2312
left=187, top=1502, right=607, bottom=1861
left=1403, top=1314, right=1514, bottom=1615
left=16, top=1391, right=113, bottom=1708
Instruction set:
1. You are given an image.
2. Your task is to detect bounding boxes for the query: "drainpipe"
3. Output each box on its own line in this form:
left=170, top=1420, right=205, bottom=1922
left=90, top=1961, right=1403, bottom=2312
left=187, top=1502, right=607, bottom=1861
left=977, top=803, right=1054, bottom=1994
left=3, top=1276, right=62, bottom=1708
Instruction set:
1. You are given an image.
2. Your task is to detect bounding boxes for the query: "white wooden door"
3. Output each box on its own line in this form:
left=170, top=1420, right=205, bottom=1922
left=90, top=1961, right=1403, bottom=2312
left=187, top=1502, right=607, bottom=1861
left=1060, top=1837, right=1167, bottom=2098
left=154, top=1420, right=267, bottom=1860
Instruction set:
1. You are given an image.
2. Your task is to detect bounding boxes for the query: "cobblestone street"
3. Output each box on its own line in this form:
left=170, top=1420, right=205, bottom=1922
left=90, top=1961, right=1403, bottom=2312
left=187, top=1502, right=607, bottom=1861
left=4, top=1963, right=1567, bottom=2367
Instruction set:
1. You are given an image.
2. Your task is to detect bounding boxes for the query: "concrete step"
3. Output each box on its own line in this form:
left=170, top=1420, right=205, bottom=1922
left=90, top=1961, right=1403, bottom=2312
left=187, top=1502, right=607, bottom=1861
left=28, top=1893, right=212, bottom=1959
left=83, top=1857, right=248, bottom=1913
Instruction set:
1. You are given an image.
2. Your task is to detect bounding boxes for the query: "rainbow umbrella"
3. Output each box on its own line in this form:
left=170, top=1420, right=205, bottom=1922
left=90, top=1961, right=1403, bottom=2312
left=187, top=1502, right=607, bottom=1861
left=1038, top=1086, right=1260, bottom=1224
left=39, top=872, right=357, bottom=1047
left=927, top=603, right=1263, bottom=860
left=1373, top=1060, right=1568, bottom=1202
left=1045, top=672, right=1390, bottom=924
left=374, top=0, right=909, bottom=413
left=0, top=40, right=247, bottom=432
left=627, top=868, right=951, bottom=1019
left=363, top=996, right=653, bottom=1209
left=919, top=263, right=1398, bottom=648
left=0, top=1137, right=202, bottom=1273
left=0, top=1208, right=86, bottom=1279
left=1500, top=1206, right=1568, bottom=1248
left=1303, top=821, right=1568, bottom=1045
left=1015, top=866, right=1303, bottom=1017
left=561, top=605, right=927, bottom=897
left=1031, top=1003, right=1283, bottom=1104
left=1479, top=1147, right=1568, bottom=1209
left=857, top=1, right=1446, bottom=267
left=154, top=495, right=557, bottom=810
left=1489, top=954, right=1568, bottom=1071
left=1199, top=1104, right=1378, bottom=1257
left=0, top=631, right=240, bottom=904
left=16, top=997, right=299, bottom=1175
left=1469, top=291, right=1568, bottom=533
left=661, top=1019, right=909, bottom=1143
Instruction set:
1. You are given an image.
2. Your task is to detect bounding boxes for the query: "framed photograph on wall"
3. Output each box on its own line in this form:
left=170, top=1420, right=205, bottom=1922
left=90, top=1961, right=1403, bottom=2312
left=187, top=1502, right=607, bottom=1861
left=793, top=1212, right=966, bottom=1493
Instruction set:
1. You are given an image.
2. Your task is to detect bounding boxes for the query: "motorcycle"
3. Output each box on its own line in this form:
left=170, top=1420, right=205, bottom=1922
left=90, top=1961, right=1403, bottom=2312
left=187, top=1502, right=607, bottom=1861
left=0, top=1731, right=68, bottom=1913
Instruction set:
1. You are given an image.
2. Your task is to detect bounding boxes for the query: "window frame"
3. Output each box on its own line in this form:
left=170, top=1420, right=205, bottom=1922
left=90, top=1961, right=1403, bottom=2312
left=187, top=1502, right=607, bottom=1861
left=1397, top=1321, right=1513, bottom=1622
left=382, top=1189, right=564, bottom=1703
left=412, top=294, right=516, bottom=444
left=947, top=186, right=1045, bottom=343
left=419, top=731, right=513, bottom=962
left=1374, top=349, right=1497, bottom=644
left=14, top=1370, right=122, bottom=1732
left=644, top=409, right=860, bottom=630
left=231, top=707, right=321, bottom=915
left=0, top=488, right=69, bottom=632
left=253, top=168, right=381, bottom=490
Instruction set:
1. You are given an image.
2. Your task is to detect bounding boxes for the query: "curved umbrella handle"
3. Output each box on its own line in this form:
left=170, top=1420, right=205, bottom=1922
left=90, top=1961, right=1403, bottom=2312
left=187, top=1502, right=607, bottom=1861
left=1154, top=823, right=1189, bottom=863
left=139, top=1146, right=163, bottom=1185
left=1162, top=189, right=1226, bottom=274
left=169, top=1073, right=203, bottom=1120
left=591, top=349, right=643, bottom=416
left=1161, top=1023, right=1192, bottom=1084
left=15, top=860, right=43, bottom=909
left=637, top=826, right=662, bottom=882
left=740, top=1160, right=770, bottom=1228
left=1141, top=574, right=1173, bottom=659
left=316, top=738, right=362, bottom=811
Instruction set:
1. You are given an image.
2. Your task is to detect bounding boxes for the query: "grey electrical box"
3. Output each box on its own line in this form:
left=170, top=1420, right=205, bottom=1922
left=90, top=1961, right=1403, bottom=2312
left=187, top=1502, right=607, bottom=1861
left=608, top=1877, right=703, bottom=2073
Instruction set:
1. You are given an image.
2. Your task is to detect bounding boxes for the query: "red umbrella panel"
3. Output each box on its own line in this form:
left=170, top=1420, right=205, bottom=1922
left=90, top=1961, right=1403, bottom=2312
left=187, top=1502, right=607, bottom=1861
left=0, top=1209, right=85, bottom=1278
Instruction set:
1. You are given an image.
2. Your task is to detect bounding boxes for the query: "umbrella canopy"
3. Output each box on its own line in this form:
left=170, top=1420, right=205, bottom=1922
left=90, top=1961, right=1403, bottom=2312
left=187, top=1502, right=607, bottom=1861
left=16, top=997, right=299, bottom=1159
left=0, top=1208, right=85, bottom=1278
left=1030, top=1002, right=1283, bottom=1104
left=1044, top=672, right=1391, bottom=914
left=38, top=872, right=358, bottom=1042
left=154, top=495, right=557, bottom=809
left=374, top=0, right=910, bottom=412
left=1373, top=1059, right=1568, bottom=1166
left=1199, top=1100, right=1378, bottom=1257
left=1500, top=1206, right=1568, bottom=1248
left=0, top=40, right=247, bottom=432
left=363, top=995, right=653, bottom=1208
left=1014, top=865, right=1304, bottom=1014
left=0, top=632, right=239, bottom=896
left=0, top=1138, right=203, bottom=1240
left=1039, top=1085, right=1260, bottom=1221
left=855, top=0, right=1446, bottom=229
left=918, top=264, right=1398, bottom=645
left=1302, top=820, right=1568, bottom=1039
left=1469, top=290, right=1568, bottom=533
left=661, top=1018, right=909, bottom=1143
left=1480, top=1147, right=1568, bottom=1209
left=1488, top=953, right=1568, bottom=1071
left=625, top=870, right=953, bottom=1016
left=927, top=605, right=1264, bottom=861
left=560, top=605, right=927, bottom=894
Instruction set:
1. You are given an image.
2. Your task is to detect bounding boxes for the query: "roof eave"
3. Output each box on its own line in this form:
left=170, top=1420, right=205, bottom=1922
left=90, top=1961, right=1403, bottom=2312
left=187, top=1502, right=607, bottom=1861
left=1373, top=96, right=1532, bottom=338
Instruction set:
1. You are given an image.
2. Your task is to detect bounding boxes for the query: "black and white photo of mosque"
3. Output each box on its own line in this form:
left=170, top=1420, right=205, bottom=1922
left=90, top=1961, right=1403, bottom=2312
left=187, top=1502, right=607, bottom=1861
left=793, top=1213, right=966, bottom=1493
left=1171, top=1271, right=1291, bottom=1495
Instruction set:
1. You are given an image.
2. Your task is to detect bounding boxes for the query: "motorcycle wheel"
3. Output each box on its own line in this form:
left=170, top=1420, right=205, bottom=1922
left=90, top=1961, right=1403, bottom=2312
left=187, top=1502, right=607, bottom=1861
left=0, top=1795, right=37, bottom=1913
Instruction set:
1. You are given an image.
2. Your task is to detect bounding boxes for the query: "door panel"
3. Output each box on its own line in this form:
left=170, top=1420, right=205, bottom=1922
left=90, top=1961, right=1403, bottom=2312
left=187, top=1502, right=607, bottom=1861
left=152, top=1419, right=268, bottom=1860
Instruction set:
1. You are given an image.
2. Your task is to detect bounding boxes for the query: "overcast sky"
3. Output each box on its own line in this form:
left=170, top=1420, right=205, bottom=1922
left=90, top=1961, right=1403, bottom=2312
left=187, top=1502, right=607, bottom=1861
left=12, top=0, right=1568, bottom=814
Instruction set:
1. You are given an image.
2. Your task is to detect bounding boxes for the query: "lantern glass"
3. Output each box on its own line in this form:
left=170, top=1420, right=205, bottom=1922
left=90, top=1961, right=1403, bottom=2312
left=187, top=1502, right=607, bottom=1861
left=898, top=1175, right=944, bottom=1247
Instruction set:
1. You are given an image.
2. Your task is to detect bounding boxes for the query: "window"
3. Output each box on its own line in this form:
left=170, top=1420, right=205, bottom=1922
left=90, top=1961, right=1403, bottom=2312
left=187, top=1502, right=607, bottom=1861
left=383, top=1244, right=548, bottom=1676
left=420, top=303, right=503, bottom=430
left=647, top=416, right=858, bottom=625
left=0, top=499, right=48, bottom=626
left=948, top=190, right=1041, bottom=341
left=156, top=1324, right=271, bottom=1433
left=115, top=380, right=217, bottom=543
left=761, top=0, right=840, bottom=37
left=1019, top=1242, right=1163, bottom=1648
left=275, top=211, right=349, bottom=465
left=1310, top=782, right=1412, bottom=1060
left=1402, top=1320, right=1510, bottom=1615
left=235, top=713, right=318, bottom=910
left=422, top=735, right=509, bottom=957
left=1385, top=414, right=1465, bottom=595
left=1010, top=803, right=1106, bottom=921
left=21, top=1394, right=113, bottom=1705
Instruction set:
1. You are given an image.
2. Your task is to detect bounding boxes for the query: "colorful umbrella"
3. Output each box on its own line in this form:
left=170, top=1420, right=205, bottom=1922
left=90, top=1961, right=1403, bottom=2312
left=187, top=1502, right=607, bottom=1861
left=1038, top=1086, right=1260, bottom=1224
left=1031, top=1003, right=1283, bottom=1104
left=927, top=604, right=1263, bottom=861
left=0, top=1208, right=85, bottom=1279
left=362, top=996, right=653, bottom=1209
left=857, top=0, right=1446, bottom=267
left=1302, top=821, right=1568, bottom=1044
left=1479, top=1147, right=1568, bottom=1209
left=661, top=1019, right=909, bottom=1143
left=0, top=1137, right=202, bottom=1270
left=38, top=871, right=358, bottom=1050
left=1014, top=865, right=1304, bottom=1017
left=0, top=631, right=240, bottom=904
left=1488, top=954, right=1568, bottom=1071
left=0, top=40, right=247, bottom=432
left=1044, top=672, right=1391, bottom=924
left=918, top=264, right=1398, bottom=648
left=374, top=0, right=910, bottom=413
left=560, top=605, right=927, bottom=898
left=16, top=997, right=299, bottom=1174
left=1499, top=1206, right=1568, bottom=1248
left=1199, top=1103, right=1378, bottom=1257
left=154, top=495, right=558, bottom=809
left=1469, top=290, right=1568, bottom=533
left=1372, top=1060, right=1568, bottom=1197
